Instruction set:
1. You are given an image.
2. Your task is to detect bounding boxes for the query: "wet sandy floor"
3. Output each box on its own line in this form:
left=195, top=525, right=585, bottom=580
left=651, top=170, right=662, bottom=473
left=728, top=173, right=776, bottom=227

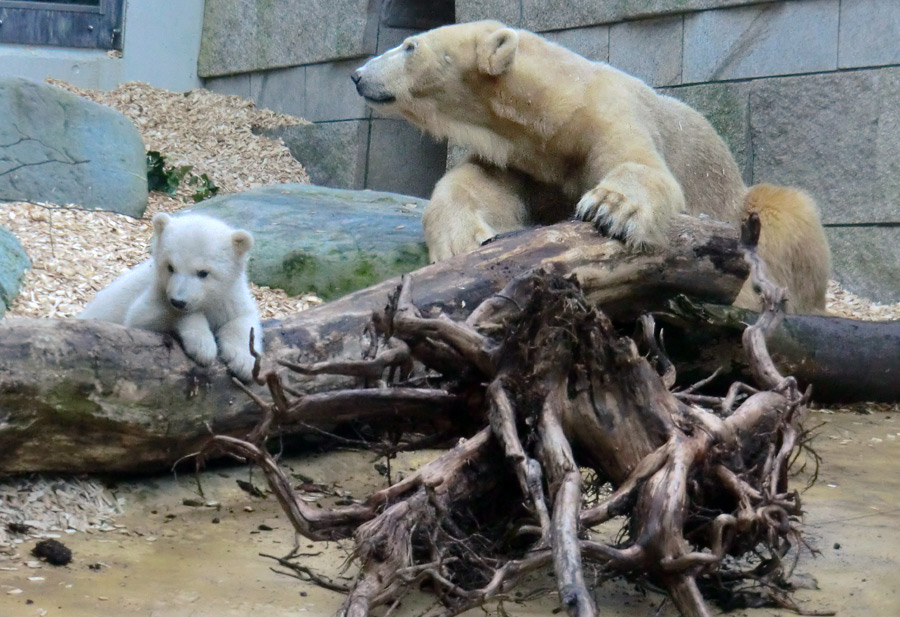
left=2, top=410, right=899, bottom=617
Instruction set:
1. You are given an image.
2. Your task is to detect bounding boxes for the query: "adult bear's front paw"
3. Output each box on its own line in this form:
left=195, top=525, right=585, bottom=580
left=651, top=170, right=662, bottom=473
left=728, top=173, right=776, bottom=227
left=575, top=186, right=664, bottom=249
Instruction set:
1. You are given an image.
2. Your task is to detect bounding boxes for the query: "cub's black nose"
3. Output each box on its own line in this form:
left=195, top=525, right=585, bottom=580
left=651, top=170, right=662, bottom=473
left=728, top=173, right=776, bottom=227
left=170, top=299, right=187, bottom=310
left=351, top=70, right=362, bottom=85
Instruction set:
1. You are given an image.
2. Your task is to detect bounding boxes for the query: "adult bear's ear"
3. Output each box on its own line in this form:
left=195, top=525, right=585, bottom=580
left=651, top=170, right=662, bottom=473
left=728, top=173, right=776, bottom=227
left=231, top=230, right=254, bottom=256
left=477, top=27, right=519, bottom=75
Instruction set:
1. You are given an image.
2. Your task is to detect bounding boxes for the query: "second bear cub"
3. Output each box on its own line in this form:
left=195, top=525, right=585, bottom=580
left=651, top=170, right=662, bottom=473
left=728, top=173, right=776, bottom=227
left=79, top=213, right=262, bottom=381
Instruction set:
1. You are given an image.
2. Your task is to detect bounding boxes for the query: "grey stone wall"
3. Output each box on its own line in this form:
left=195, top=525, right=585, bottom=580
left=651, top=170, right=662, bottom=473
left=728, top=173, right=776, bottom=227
left=201, top=0, right=900, bottom=302
left=202, top=0, right=452, bottom=199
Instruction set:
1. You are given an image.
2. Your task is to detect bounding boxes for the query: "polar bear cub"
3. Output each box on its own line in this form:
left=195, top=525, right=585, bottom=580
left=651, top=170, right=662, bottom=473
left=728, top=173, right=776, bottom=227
left=79, top=213, right=263, bottom=382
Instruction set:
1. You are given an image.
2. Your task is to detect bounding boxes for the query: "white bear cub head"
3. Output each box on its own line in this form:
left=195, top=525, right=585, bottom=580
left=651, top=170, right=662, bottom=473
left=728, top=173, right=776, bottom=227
left=151, top=212, right=253, bottom=313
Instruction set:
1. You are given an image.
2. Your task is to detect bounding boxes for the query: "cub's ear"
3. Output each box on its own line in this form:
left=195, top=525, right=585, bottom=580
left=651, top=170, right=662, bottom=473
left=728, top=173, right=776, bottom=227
left=231, top=229, right=254, bottom=256
left=476, top=27, right=519, bottom=75
left=151, top=212, right=171, bottom=237
left=150, top=212, right=171, bottom=255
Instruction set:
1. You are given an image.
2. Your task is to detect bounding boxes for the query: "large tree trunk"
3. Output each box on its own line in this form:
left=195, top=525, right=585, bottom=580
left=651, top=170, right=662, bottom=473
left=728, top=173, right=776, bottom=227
left=0, top=217, right=748, bottom=474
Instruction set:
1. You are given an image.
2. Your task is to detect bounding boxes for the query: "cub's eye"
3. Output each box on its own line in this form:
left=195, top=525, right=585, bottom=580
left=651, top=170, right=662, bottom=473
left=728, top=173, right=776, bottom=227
left=403, top=41, right=417, bottom=53
left=197, top=270, right=209, bottom=279
left=167, top=264, right=174, bottom=273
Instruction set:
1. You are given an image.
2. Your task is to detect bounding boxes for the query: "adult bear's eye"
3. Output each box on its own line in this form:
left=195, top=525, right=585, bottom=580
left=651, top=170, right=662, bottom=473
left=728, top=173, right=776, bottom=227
left=404, top=41, right=417, bottom=53
left=197, top=270, right=209, bottom=279
left=167, top=264, right=174, bottom=273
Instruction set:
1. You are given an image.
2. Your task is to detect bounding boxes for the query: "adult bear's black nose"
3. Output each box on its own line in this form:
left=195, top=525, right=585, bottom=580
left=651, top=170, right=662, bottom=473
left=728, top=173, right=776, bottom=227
left=351, top=70, right=362, bottom=85
left=170, top=298, right=187, bottom=310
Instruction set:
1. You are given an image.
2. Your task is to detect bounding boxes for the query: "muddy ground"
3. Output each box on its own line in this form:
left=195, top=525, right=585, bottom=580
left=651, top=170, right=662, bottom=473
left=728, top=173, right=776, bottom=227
left=1, top=410, right=898, bottom=617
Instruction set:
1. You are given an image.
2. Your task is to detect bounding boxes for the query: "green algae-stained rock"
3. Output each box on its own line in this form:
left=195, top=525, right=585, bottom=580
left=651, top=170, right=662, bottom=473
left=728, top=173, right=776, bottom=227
left=189, top=184, right=429, bottom=300
left=0, top=78, right=148, bottom=217
left=0, top=226, right=29, bottom=317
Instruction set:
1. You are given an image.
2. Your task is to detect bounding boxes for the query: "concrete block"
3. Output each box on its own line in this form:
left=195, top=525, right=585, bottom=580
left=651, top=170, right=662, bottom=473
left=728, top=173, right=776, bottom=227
left=199, top=0, right=377, bottom=77
left=748, top=70, right=891, bottom=225
left=456, top=0, right=524, bottom=28
left=663, top=81, right=751, bottom=183
left=456, top=0, right=767, bottom=32
left=875, top=68, right=900, bottom=221
left=250, top=66, right=307, bottom=118
left=366, top=119, right=447, bottom=198
left=543, top=25, right=609, bottom=63
left=683, top=0, right=839, bottom=83
left=839, top=0, right=900, bottom=68
left=377, top=27, right=419, bottom=54
left=264, top=121, right=369, bottom=189
left=305, top=59, right=371, bottom=122
left=204, top=73, right=251, bottom=98
left=826, top=226, right=900, bottom=303
left=609, top=15, right=682, bottom=87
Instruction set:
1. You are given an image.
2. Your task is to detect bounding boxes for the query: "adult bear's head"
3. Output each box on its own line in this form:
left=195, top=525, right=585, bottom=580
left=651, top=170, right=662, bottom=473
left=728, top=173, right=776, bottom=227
left=352, top=21, right=521, bottom=135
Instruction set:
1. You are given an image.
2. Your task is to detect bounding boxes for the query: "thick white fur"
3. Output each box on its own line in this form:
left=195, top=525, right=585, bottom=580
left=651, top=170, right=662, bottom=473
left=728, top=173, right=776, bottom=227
left=79, top=213, right=263, bottom=381
left=353, top=21, right=831, bottom=313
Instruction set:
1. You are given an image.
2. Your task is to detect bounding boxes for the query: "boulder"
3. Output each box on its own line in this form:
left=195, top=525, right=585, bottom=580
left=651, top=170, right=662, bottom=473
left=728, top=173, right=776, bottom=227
left=189, top=184, right=428, bottom=299
left=0, top=226, right=29, bottom=317
left=0, top=78, right=148, bottom=217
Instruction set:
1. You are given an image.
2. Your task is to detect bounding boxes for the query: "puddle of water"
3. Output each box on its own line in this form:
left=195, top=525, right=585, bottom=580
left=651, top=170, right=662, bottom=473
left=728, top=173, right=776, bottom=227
left=1, top=412, right=898, bottom=616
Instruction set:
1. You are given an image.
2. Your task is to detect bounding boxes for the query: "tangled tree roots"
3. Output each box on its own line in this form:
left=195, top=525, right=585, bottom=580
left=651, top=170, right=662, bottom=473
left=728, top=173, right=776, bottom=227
left=202, top=222, right=819, bottom=617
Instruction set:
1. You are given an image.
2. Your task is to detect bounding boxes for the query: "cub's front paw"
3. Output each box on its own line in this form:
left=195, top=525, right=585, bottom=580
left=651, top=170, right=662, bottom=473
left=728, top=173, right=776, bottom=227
left=180, top=331, right=218, bottom=367
left=218, top=341, right=256, bottom=383
left=575, top=186, right=663, bottom=249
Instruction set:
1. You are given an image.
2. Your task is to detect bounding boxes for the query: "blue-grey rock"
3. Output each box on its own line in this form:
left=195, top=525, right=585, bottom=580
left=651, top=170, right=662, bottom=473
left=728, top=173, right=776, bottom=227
left=0, top=226, right=30, bottom=317
left=187, top=184, right=429, bottom=300
left=0, top=78, right=148, bottom=217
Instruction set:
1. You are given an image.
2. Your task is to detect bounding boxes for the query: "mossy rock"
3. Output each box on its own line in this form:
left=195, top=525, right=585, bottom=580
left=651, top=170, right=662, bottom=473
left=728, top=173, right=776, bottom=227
left=189, top=184, right=429, bottom=300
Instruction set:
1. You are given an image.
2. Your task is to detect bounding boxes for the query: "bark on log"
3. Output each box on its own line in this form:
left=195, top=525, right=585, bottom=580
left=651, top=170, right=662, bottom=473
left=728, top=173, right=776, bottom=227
left=656, top=298, right=900, bottom=403
left=0, top=217, right=747, bottom=475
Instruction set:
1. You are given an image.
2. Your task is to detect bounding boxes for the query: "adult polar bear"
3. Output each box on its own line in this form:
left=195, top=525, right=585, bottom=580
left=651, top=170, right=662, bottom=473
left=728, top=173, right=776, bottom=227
left=352, top=20, right=831, bottom=313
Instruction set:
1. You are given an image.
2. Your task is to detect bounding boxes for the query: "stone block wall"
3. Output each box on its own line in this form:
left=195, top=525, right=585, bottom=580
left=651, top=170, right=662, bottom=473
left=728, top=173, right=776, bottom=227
left=202, top=0, right=452, bottom=199
left=201, top=0, right=900, bottom=302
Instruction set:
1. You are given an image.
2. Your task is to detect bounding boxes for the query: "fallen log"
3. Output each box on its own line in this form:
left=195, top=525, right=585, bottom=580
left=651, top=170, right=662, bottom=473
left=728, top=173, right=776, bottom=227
left=0, top=216, right=749, bottom=474
left=656, top=298, right=900, bottom=403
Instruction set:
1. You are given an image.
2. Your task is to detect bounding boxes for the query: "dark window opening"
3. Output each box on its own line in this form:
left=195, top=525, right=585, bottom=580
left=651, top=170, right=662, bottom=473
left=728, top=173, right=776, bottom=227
left=0, top=0, right=124, bottom=50
left=382, top=0, right=454, bottom=30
